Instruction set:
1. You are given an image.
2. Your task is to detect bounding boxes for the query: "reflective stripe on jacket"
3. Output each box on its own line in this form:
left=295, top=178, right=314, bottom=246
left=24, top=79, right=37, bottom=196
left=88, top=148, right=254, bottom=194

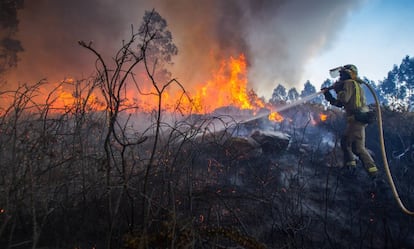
left=336, top=79, right=367, bottom=115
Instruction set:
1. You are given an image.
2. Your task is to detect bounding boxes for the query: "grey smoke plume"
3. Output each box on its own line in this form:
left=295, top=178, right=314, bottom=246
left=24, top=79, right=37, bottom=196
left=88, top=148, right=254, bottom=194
left=0, top=0, right=24, bottom=77
left=5, top=0, right=363, bottom=99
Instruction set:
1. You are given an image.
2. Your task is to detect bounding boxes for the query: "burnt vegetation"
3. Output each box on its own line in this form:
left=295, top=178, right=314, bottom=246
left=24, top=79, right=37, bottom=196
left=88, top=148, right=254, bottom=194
left=1, top=10, right=414, bottom=249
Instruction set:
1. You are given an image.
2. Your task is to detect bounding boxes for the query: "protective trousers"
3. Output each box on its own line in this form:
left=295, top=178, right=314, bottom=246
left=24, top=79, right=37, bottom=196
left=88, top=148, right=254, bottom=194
left=340, top=116, right=378, bottom=176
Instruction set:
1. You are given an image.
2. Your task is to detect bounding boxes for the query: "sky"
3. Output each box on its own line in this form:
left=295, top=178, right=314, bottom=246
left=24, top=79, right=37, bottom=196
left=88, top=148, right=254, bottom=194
left=301, top=0, right=414, bottom=89
left=2, top=0, right=414, bottom=101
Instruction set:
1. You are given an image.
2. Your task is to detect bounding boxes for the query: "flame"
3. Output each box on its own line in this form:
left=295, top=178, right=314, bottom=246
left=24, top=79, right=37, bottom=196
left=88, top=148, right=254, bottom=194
left=190, top=54, right=283, bottom=122
left=319, top=113, right=328, bottom=122
left=2, top=54, right=284, bottom=122
left=268, top=112, right=284, bottom=122
left=51, top=84, right=103, bottom=111
left=56, top=86, right=75, bottom=108
left=191, top=54, right=265, bottom=113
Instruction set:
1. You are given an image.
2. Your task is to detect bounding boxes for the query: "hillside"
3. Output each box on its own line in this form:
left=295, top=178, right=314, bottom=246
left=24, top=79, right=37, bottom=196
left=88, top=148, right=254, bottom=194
left=1, top=98, right=413, bottom=249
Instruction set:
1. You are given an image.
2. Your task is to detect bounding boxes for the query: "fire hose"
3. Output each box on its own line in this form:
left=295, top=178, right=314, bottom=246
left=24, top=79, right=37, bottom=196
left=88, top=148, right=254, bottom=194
left=329, top=66, right=413, bottom=215
left=241, top=78, right=413, bottom=215
left=362, top=81, right=414, bottom=216
left=248, top=80, right=414, bottom=215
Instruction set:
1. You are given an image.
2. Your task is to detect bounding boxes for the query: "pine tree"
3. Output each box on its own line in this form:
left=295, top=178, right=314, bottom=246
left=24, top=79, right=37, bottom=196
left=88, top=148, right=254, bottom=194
left=301, top=80, right=320, bottom=103
left=300, top=80, right=316, bottom=97
left=287, top=87, right=299, bottom=103
left=379, top=55, right=414, bottom=111
left=270, top=84, right=287, bottom=104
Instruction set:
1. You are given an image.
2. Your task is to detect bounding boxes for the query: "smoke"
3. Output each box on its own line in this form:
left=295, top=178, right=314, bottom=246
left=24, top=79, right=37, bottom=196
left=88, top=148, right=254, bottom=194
left=4, top=0, right=363, bottom=99
left=0, top=0, right=24, bottom=77
left=5, top=0, right=152, bottom=84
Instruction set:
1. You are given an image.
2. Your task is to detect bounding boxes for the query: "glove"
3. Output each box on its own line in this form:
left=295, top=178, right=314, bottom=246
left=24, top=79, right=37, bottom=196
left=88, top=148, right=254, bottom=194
left=321, top=87, right=330, bottom=93
left=323, top=91, right=343, bottom=107
left=332, top=100, right=343, bottom=108
left=323, top=90, right=335, bottom=102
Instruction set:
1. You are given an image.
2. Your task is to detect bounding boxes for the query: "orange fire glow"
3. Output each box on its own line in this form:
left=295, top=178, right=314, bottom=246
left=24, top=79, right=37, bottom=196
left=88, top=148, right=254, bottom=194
left=319, top=113, right=328, bottom=122
left=56, top=86, right=76, bottom=108
left=4, top=54, right=284, bottom=122
left=122, top=54, right=283, bottom=122
left=268, top=112, right=284, bottom=122
left=191, top=54, right=265, bottom=113
left=51, top=82, right=103, bottom=111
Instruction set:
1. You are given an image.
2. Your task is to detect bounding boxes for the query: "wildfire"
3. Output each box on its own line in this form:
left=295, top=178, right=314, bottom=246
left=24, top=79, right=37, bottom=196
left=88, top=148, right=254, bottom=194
left=4, top=54, right=284, bottom=122
left=51, top=82, right=103, bottom=111
left=55, top=85, right=77, bottom=108
left=191, top=54, right=265, bottom=113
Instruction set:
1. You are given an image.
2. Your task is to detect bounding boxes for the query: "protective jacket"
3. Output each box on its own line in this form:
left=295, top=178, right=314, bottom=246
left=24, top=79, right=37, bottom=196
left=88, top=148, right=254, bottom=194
left=331, top=79, right=378, bottom=177
left=336, top=79, right=368, bottom=115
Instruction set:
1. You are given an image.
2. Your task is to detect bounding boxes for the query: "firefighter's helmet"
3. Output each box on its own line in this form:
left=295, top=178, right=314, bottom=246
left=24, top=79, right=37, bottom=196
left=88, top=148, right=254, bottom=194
left=342, top=64, right=358, bottom=75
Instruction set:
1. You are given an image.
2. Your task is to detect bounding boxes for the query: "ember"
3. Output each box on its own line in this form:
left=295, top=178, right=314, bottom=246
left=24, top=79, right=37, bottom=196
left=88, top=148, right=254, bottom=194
left=319, top=113, right=328, bottom=122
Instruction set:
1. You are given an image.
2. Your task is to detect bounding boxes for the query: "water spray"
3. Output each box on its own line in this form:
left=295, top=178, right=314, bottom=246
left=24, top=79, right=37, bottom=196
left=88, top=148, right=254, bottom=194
left=240, top=90, right=324, bottom=124
left=242, top=64, right=414, bottom=216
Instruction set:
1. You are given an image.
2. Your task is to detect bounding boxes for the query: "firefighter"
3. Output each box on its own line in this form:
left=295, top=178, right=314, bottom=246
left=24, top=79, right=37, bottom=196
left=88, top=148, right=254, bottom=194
left=322, top=64, right=378, bottom=178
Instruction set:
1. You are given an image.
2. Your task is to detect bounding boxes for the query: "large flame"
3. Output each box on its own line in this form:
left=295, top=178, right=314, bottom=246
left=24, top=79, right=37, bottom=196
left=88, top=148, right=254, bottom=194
left=191, top=54, right=264, bottom=113
left=5, top=54, right=283, bottom=122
